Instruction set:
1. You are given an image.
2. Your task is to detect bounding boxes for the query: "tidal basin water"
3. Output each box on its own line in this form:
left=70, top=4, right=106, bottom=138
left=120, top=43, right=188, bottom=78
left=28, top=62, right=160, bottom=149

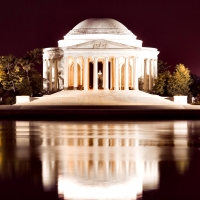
left=0, top=121, right=200, bottom=200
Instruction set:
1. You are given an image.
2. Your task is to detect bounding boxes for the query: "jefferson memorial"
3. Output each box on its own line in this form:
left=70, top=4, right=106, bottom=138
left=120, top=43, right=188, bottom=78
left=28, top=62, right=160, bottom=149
left=43, top=18, right=159, bottom=92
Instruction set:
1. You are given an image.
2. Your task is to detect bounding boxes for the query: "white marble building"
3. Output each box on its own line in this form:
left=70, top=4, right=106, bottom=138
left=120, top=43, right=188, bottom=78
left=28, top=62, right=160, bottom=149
left=43, top=18, right=159, bottom=92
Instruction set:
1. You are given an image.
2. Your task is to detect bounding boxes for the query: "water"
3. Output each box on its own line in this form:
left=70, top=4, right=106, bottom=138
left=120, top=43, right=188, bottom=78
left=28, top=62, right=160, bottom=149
left=0, top=120, right=200, bottom=200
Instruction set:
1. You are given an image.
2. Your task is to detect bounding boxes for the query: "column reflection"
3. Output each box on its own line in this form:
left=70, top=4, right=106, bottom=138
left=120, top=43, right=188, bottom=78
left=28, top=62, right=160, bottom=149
left=9, top=120, right=195, bottom=199
left=30, top=121, right=162, bottom=199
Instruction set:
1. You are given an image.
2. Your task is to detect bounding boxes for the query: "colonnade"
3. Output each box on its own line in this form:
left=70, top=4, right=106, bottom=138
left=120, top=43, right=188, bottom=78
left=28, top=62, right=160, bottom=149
left=43, top=55, right=157, bottom=92
left=143, top=58, right=158, bottom=91
left=43, top=59, right=60, bottom=91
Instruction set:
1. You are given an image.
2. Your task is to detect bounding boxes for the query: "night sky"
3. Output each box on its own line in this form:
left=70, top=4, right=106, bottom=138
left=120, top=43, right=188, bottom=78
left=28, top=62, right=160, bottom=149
left=1, top=0, right=200, bottom=75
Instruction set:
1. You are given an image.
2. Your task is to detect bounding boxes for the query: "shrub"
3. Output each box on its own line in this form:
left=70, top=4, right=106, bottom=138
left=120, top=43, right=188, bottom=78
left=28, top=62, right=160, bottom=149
left=0, top=90, right=16, bottom=105
left=192, top=94, right=200, bottom=105
left=138, top=77, right=144, bottom=91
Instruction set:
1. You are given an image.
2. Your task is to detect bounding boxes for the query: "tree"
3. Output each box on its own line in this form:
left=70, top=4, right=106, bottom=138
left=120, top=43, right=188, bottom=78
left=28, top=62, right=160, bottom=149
left=0, top=54, right=18, bottom=92
left=167, top=64, right=192, bottom=96
left=153, top=70, right=171, bottom=95
left=152, top=60, right=172, bottom=95
left=0, top=55, right=19, bottom=104
left=17, top=48, right=43, bottom=96
left=190, top=74, right=200, bottom=97
left=157, top=60, right=171, bottom=74
left=17, top=48, right=43, bottom=81
left=13, top=65, right=33, bottom=96
left=0, top=65, right=7, bottom=84
left=28, top=68, right=43, bottom=96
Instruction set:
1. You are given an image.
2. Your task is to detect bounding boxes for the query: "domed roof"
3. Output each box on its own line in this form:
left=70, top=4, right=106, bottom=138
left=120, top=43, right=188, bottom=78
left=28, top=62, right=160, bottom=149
left=67, top=18, right=133, bottom=35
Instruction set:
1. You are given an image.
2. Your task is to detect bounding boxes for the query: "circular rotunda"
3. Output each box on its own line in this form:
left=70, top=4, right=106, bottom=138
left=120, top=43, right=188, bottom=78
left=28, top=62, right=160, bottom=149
left=43, top=18, right=159, bottom=92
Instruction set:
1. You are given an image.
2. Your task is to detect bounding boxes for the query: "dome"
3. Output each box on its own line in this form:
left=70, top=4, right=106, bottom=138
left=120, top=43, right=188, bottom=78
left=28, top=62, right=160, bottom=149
left=67, top=18, right=133, bottom=35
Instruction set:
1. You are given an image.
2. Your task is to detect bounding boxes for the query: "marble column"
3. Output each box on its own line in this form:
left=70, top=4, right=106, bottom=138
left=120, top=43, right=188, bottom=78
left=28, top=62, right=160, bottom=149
left=115, top=138, right=120, bottom=146
left=102, top=60, right=105, bottom=88
left=43, top=59, right=48, bottom=80
left=133, top=57, right=139, bottom=90
left=80, top=65, right=82, bottom=86
left=94, top=159, right=98, bottom=176
left=49, top=59, right=53, bottom=91
left=124, top=139, right=129, bottom=146
left=93, top=57, right=98, bottom=90
left=105, top=161, right=109, bottom=176
left=141, top=58, right=144, bottom=88
left=149, top=59, right=154, bottom=91
left=119, top=65, right=121, bottom=90
left=84, top=138, right=88, bottom=146
left=53, top=60, right=58, bottom=91
left=93, top=138, right=98, bottom=146
left=144, top=59, right=149, bottom=91
left=84, top=57, right=88, bottom=90
left=74, top=57, right=78, bottom=89
left=114, top=57, right=119, bottom=90
left=104, top=57, right=109, bottom=90
left=131, top=58, right=134, bottom=89
left=43, top=59, right=48, bottom=90
left=64, top=57, right=68, bottom=90
left=154, top=59, right=158, bottom=79
left=125, top=57, right=129, bottom=90
left=57, top=59, right=60, bottom=89
left=103, top=138, right=109, bottom=146
left=110, top=59, right=112, bottom=89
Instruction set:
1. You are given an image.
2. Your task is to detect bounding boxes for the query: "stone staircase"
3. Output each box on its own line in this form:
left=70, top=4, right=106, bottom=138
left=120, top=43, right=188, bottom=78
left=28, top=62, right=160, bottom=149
left=15, top=90, right=185, bottom=106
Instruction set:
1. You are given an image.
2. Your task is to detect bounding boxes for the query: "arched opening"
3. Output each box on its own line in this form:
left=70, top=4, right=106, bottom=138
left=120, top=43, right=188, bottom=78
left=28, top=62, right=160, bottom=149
left=69, top=64, right=74, bottom=87
left=77, top=64, right=82, bottom=87
left=120, top=64, right=132, bottom=90
left=68, top=63, right=82, bottom=89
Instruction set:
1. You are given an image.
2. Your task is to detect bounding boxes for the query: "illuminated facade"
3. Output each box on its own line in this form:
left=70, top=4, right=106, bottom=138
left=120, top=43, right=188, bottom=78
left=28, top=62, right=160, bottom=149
left=43, top=18, right=159, bottom=92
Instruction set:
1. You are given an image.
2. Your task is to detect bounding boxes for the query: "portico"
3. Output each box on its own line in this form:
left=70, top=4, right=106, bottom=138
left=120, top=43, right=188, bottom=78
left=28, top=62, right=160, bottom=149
left=43, top=18, right=159, bottom=92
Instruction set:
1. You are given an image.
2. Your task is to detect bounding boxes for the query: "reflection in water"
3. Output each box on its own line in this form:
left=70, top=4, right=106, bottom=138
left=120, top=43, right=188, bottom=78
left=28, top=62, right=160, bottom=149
left=0, top=120, right=200, bottom=199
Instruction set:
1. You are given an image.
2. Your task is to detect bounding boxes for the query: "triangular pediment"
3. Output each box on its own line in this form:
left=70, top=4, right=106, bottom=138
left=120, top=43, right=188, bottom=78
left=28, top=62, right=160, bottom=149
left=67, top=39, right=139, bottom=49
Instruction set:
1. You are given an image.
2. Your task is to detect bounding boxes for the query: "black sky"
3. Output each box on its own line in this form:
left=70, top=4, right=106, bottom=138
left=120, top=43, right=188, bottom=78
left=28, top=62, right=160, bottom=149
left=1, top=0, right=200, bottom=74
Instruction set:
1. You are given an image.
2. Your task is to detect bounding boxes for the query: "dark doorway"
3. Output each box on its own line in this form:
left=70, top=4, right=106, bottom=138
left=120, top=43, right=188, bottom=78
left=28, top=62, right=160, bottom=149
left=98, top=62, right=103, bottom=74
left=108, top=61, right=111, bottom=89
left=89, top=62, right=93, bottom=89
left=98, top=62, right=103, bottom=89
left=89, top=61, right=111, bottom=89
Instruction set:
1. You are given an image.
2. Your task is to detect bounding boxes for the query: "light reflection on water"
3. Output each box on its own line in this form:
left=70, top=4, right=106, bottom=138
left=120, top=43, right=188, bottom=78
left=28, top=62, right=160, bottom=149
left=0, top=120, right=200, bottom=199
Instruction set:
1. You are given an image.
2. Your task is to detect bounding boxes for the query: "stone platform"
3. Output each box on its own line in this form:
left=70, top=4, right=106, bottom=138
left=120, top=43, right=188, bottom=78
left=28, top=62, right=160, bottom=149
left=15, top=90, right=186, bottom=106
left=1, top=90, right=200, bottom=120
